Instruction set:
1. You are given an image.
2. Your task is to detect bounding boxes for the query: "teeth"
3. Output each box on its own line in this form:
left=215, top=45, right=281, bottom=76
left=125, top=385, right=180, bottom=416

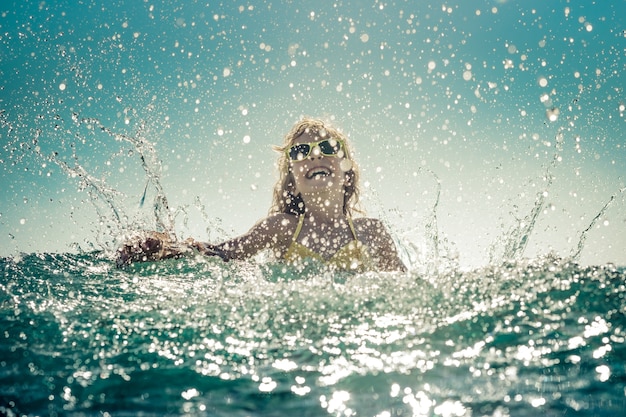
left=307, top=167, right=331, bottom=179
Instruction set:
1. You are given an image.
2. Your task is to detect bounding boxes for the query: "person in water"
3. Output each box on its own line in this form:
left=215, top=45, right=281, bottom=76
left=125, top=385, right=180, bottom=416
left=116, top=117, right=406, bottom=272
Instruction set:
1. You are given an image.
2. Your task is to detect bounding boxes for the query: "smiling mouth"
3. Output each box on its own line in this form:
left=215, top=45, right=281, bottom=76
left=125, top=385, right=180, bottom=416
left=306, top=167, right=332, bottom=179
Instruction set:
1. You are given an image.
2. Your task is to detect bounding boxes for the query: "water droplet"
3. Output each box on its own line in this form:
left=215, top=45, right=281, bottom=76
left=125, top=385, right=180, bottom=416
left=546, top=108, right=560, bottom=122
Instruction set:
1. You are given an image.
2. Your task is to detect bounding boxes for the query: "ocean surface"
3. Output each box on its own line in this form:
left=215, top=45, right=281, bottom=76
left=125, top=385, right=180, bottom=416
left=1, top=253, right=624, bottom=416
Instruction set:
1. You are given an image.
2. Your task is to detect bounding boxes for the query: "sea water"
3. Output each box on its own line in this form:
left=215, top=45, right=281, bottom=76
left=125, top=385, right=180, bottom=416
left=1, top=253, right=625, bottom=416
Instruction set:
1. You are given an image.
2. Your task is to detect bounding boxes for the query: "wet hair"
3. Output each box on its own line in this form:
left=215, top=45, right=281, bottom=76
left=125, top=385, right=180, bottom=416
left=269, top=117, right=362, bottom=217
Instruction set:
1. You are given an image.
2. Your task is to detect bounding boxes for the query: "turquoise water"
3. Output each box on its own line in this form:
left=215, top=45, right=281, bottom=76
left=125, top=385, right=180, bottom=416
left=1, top=254, right=625, bottom=416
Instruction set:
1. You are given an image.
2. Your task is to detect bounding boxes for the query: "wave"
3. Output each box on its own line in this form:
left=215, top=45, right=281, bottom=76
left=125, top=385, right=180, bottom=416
left=1, top=253, right=624, bottom=416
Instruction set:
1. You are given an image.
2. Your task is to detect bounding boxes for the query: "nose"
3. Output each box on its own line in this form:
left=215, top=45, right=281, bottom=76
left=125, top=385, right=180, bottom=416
left=309, top=145, right=323, bottom=159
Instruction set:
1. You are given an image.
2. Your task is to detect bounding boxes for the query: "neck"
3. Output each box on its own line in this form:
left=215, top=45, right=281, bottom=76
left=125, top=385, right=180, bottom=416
left=300, top=193, right=346, bottom=222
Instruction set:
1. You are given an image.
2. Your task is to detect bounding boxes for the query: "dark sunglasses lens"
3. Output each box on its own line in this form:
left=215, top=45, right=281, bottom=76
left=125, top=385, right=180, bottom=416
left=289, top=144, right=310, bottom=160
left=319, top=140, right=340, bottom=155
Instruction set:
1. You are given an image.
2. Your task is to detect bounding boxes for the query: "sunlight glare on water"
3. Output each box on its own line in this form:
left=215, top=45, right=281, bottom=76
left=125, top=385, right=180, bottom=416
left=2, top=254, right=626, bottom=415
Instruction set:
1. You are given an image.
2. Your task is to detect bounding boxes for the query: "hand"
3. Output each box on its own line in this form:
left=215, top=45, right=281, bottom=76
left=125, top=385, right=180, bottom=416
left=115, top=231, right=171, bottom=267
left=184, top=238, right=230, bottom=261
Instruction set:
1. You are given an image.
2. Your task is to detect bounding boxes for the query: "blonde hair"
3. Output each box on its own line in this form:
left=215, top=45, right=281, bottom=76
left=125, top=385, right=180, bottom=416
left=269, top=117, right=362, bottom=216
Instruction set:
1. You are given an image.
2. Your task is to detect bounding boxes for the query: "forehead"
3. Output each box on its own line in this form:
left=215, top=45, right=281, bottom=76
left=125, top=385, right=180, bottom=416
left=292, top=128, right=328, bottom=144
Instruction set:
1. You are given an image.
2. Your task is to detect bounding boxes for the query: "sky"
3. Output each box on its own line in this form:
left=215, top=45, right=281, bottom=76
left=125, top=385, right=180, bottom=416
left=1, top=0, right=624, bottom=269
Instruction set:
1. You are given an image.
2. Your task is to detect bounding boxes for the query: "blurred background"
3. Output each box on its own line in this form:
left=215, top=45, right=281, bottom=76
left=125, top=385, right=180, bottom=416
left=1, top=0, right=624, bottom=269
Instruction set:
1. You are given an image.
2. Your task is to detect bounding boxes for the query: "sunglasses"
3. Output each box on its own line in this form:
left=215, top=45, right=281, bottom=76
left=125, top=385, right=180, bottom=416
left=286, top=138, right=345, bottom=161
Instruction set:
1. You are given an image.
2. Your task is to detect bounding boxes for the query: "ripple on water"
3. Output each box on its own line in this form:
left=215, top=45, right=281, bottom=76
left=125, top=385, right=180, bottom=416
left=1, top=254, right=625, bottom=416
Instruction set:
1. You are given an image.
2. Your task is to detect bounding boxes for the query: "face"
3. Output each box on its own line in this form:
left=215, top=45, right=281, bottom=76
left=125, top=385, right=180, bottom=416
left=288, top=130, right=352, bottom=197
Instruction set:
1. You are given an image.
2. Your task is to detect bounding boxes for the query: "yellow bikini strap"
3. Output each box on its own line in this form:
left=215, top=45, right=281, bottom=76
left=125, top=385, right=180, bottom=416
left=347, top=217, right=358, bottom=240
left=292, top=215, right=306, bottom=242
left=294, top=215, right=357, bottom=241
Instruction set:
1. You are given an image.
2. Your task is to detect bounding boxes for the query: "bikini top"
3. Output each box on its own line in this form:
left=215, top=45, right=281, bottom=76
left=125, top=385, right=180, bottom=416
left=283, top=215, right=371, bottom=271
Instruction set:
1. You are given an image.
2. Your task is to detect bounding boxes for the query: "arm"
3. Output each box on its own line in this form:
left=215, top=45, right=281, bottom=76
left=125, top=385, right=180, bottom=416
left=115, top=214, right=295, bottom=267
left=356, top=218, right=407, bottom=272
left=188, top=213, right=295, bottom=261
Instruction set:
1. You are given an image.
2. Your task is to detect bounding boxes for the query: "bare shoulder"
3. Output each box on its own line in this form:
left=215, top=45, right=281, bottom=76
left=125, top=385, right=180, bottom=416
left=354, top=217, right=406, bottom=272
left=353, top=217, right=395, bottom=245
left=353, top=217, right=388, bottom=235
left=251, top=213, right=299, bottom=244
left=257, top=213, right=299, bottom=231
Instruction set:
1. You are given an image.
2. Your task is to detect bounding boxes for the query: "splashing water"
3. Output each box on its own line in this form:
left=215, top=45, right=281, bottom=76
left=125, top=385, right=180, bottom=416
left=572, top=187, right=626, bottom=262
left=3, top=120, right=624, bottom=415
left=1, top=253, right=625, bottom=416
left=31, top=110, right=178, bottom=252
left=493, top=129, right=564, bottom=264
left=2, top=1, right=625, bottom=416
